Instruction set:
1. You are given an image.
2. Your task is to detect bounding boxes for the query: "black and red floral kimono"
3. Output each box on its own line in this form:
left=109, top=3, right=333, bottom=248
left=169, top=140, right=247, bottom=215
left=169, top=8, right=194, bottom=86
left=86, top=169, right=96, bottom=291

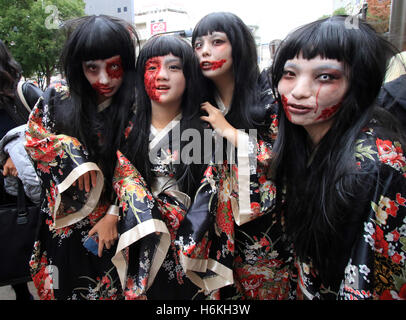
left=293, top=124, right=406, bottom=300
left=25, top=87, right=203, bottom=300
left=25, top=87, right=126, bottom=299
left=113, top=113, right=204, bottom=299
left=175, top=88, right=406, bottom=300
left=174, top=83, right=299, bottom=299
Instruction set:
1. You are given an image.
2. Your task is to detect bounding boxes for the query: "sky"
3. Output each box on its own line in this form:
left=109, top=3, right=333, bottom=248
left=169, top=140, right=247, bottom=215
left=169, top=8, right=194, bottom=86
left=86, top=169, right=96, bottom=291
left=135, top=0, right=334, bottom=43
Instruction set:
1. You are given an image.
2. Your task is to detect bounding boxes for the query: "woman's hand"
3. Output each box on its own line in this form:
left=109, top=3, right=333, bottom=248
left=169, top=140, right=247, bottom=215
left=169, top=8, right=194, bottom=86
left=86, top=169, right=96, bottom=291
left=2, top=157, right=18, bottom=177
left=88, top=214, right=119, bottom=257
left=72, top=170, right=97, bottom=193
left=200, top=102, right=238, bottom=146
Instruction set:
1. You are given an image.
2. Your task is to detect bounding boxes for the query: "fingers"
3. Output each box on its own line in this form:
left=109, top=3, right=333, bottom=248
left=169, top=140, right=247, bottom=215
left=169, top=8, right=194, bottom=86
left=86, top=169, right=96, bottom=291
left=73, top=171, right=97, bottom=192
left=98, top=241, right=104, bottom=258
left=83, top=172, right=90, bottom=193
left=88, top=226, right=96, bottom=237
left=3, top=166, right=17, bottom=176
left=78, top=174, right=84, bottom=191
left=90, top=170, right=97, bottom=188
left=97, top=236, right=117, bottom=258
left=3, top=158, right=18, bottom=176
left=200, top=102, right=215, bottom=112
left=200, top=115, right=210, bottom=122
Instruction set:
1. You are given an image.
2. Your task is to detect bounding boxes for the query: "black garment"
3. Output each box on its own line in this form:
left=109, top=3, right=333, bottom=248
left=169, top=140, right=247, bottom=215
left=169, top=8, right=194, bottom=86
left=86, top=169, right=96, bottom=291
left=377, top=74, right=406, bottom=131
left=0, top=82, right=42, bottom=129
left=0, top=82, right=42, bottom=294
left=0, top=109, right=16, bottom=140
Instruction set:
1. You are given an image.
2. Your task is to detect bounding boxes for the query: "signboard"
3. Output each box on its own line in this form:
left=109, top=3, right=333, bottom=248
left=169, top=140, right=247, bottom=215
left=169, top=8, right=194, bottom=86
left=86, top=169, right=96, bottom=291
left=151, top=21, right=167, bottom=35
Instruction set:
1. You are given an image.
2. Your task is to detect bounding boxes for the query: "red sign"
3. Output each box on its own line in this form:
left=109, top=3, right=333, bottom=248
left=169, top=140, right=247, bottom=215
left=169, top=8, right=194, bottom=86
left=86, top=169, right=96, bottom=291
left=151, top=21, right=167, bottom=35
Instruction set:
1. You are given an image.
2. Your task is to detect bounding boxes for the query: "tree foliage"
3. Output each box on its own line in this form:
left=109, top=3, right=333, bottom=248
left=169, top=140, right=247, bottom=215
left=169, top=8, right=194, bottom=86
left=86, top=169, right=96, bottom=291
left=318, top=7, right=347, bottom=20
left=0, top=0, right=85, bottom=88
left=366, top=0, right=391, bottom=34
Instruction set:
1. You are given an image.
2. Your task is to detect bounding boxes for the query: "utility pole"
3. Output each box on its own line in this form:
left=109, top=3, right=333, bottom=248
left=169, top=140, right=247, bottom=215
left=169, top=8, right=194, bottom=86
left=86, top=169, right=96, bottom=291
left=389, top=0, right=406, bottom=51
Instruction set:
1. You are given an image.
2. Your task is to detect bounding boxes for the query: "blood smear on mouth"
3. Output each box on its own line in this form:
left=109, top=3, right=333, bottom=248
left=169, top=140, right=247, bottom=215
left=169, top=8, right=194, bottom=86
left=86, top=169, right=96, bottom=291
left=209, top=59, right=226, bottom=70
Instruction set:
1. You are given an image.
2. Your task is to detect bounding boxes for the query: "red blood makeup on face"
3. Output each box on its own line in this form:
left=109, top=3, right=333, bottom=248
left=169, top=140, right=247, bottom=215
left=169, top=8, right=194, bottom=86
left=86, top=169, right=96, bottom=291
left=281, top=94, right=292, bottom=121
left=316, top=102, right=341, bottom=121
left=92, top=82, right=113, bottom=95
left=315, top=85, right=323, bottom=114
left=144, top=57, right=162, bottom=102
left=200, top=59, right=227, bottom=71
left=106, top=56, right=123, bottom=79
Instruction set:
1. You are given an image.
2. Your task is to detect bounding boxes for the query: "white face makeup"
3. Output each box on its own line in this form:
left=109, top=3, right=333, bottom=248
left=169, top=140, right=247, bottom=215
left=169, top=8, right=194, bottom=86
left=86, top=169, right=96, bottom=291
left=82, top=55, right=124, bottom=102
left=193, top=31, right=233, bottom=79
left=277, top=53, right=349, bottom=139
left=144, top=54, right=186, bottom=106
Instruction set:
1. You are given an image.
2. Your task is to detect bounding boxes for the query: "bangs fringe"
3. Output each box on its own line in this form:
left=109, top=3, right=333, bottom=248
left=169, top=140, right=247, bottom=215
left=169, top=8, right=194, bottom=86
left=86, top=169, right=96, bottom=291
left=192, top=12, right=236, bottom=44
left=70, top=16, right=132, bottom=62
left=284, top=20, right=349, bottom=63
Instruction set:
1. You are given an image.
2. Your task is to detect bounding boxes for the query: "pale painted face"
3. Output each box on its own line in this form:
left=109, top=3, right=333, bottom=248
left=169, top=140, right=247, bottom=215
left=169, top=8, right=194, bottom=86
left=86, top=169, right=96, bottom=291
left=277, top=53, right=349, bottom=134
left=144, top=54, right=186, bottom=106
left=82, top=55, right=124, bottom=102
left=193, top=31, right=233, bottom=80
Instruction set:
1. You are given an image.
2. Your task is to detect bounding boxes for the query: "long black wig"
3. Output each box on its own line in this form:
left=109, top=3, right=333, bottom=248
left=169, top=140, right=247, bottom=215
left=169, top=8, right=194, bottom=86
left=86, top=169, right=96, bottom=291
left=54, top=15, right=139, bottom=202
left=270, top=15, right=402, bottom=286
left=123, top=35, right=206, bottom=197
left=191, top=12, right=265, bottom=130
left=0, top=39, right=22, bottom=107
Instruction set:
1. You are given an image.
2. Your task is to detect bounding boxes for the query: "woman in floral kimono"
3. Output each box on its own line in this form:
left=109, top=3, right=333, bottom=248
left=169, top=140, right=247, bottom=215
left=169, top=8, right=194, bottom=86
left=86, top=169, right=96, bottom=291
left=174, top=12, right=290, bottom=299
left=270, top=15, right=406, bottom=299
left=112, top=35, right=207, bottom=299
left=24, top=15, right=138, bottom=299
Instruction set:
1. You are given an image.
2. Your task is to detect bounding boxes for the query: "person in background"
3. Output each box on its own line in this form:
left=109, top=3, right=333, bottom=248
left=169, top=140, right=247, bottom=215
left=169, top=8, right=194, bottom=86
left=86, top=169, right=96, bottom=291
left=270, top=15, right=405, bottom=299
left=384, top=51, right=406, bottom=83
left=0, top=39, right=42, bottom=300
left=24, top=15, right=138, bottom=300
left=377, top=69, right=406, bottom=132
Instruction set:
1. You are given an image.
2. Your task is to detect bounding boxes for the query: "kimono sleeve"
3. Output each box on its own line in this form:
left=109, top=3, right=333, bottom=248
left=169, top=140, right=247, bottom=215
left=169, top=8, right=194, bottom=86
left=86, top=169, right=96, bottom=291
left=24, top=88, right=104, bottom=229
left=231, top=98, right=279, bottom=226
left=338, top=136, right=406, bottom=300
left=112, top=151, right=171, bottom=298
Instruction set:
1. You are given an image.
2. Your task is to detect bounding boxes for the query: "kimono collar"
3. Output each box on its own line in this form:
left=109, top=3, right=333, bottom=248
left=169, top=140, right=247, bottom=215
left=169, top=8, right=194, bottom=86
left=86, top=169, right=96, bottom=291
left=149, top=113, right=182, bottom=151
left=215, top=94, right=230, bottom=116
left=97, top=98, right=112, bottom=113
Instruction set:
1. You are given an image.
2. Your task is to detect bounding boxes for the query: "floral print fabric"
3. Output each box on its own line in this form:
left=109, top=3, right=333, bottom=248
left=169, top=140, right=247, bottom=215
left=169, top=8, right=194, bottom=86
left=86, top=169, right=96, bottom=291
left=25, top=87, right=123, bottom=299
left=289, top=125, right=406, bottom=300
left=175, top=86, right=286, bottom=298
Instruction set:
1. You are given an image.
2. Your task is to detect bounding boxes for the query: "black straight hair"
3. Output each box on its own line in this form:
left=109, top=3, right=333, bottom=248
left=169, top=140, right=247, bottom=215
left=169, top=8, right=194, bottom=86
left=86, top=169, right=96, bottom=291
left=192, top=12, right=264, bottom=130
left=270, top=15, right=401, bottom=286
left=0, top=39, right=22, bottom=106
left=124, top=35, right=206, bottom=197
left=55, top=15, right=139, bottom=202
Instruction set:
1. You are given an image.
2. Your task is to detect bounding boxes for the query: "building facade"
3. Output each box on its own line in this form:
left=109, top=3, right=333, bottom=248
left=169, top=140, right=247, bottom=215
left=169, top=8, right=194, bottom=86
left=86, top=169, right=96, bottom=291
left=134, top=3, right=193, bottom=44
left=84, top=0, right=135, bottom=24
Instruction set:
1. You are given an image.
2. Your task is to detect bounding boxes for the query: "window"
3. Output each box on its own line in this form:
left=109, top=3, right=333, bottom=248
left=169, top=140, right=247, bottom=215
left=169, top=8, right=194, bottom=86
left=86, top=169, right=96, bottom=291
left=124, top=7, right=127, bottom=12
left=117, top=8, right=121, bottom=13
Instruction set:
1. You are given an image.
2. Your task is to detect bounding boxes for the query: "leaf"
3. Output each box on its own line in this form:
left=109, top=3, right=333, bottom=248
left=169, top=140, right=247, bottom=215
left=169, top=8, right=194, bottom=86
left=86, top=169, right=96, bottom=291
left=355, top=139, right=377, bottom=161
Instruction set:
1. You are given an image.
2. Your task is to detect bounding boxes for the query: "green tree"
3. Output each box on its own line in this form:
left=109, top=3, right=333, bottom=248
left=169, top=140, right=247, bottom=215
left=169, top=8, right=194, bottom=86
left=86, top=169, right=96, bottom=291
left=0, top=0, right=85, bottom=88
left=318, top=7, right=347, bottom=20
left=332, top=7, right=348, bottom=16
